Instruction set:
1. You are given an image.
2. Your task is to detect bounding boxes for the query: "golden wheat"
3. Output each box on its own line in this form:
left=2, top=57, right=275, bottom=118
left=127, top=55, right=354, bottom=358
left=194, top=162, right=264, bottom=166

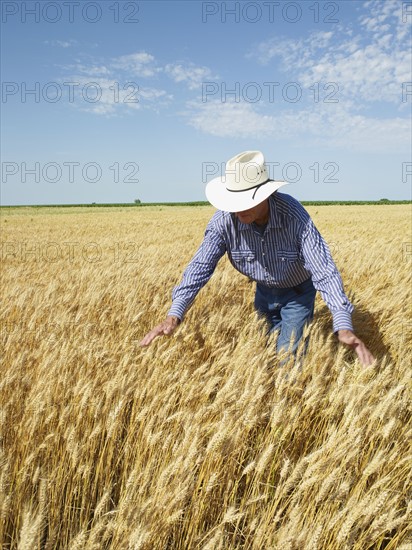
left=1, top=204, right=411, bottom=549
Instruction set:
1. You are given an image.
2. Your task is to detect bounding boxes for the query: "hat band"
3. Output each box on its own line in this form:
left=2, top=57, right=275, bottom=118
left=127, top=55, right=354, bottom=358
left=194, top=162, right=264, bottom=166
left=226, top=178, right=271, bottom=200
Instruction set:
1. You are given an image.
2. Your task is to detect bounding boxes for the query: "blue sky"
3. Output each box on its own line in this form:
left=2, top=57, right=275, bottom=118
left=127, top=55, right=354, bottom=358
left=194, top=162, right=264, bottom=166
left=1, top=0, right=411, bottom=205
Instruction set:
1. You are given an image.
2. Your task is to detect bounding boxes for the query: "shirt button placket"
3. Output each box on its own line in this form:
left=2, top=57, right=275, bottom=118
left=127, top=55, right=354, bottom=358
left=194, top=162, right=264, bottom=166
left=262, top=238, right=269, bottom=284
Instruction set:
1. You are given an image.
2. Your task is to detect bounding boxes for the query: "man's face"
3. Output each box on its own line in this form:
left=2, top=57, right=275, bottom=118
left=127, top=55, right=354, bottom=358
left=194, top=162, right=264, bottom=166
left=235, top=199, right=269, bottom=225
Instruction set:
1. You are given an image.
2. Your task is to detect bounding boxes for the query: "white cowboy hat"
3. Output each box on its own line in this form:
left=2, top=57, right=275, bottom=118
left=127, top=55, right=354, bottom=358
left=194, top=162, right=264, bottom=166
left=205, top=150, right=289, bottom=212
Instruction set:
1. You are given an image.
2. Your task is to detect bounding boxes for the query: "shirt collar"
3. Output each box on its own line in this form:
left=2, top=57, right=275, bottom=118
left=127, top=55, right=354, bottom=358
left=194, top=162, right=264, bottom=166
left=237, top=194, right=282, bottom=231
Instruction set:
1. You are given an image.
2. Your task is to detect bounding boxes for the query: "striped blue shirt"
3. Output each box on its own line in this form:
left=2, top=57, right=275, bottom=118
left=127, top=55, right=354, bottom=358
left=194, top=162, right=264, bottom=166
left=168, top=192, right=354, bottom=332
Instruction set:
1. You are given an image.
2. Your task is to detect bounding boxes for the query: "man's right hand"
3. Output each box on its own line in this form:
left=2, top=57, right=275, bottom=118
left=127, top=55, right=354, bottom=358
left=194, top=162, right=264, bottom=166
left=139, top=316, right=181, bottom=347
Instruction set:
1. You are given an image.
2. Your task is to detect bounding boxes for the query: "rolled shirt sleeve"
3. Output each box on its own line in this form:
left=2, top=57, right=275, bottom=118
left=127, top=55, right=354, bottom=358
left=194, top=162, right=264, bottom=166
left=301, top=219, right=354, bottom=333
left=167, top=223, right=226, bottom=320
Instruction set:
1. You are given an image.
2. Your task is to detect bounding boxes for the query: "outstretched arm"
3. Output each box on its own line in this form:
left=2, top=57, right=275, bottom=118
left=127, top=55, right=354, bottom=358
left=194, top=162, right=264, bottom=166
left=140, top=222, right=226, bottom=347
left=301, top=219, right=375, bottom=366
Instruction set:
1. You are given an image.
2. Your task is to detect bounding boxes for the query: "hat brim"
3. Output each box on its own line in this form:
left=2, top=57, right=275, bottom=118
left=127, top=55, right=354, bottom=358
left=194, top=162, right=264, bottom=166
left=205, top=177, right=289, bottom=212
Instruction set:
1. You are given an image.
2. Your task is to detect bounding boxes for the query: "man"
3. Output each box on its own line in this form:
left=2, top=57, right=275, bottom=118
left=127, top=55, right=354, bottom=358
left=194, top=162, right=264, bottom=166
left=140, top=151, right=375, bottom=366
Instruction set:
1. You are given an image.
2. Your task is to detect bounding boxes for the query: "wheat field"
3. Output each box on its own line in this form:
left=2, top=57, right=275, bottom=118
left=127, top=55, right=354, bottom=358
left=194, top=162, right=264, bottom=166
left=1, top=203, right=411, bottom=549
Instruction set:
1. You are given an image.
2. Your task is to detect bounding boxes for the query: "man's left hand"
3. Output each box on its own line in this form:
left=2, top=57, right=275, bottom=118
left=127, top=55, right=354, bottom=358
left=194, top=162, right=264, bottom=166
left=337, top=329, right=375, bottom=366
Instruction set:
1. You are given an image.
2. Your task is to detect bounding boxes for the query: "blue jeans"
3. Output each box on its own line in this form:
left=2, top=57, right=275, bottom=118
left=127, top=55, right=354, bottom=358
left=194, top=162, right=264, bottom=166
left=254, top=277, right=317, bottom=362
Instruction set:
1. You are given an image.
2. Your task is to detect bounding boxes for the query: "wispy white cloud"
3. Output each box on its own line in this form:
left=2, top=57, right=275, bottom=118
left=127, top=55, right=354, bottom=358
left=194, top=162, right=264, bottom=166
left=54, top=0, right=410, bottom=149
left=248, top=2, right=410, bottom=108
left=186, top=100, right=275, bottom=137
left=111, top=52, right=161, bottom=78
left=63, top=63, right=112, bottom=77
left=223, top=0, right=411, bottom=151
left=165, top=62, right=218, bottom=90
left=44, top=39, right=78, bottom=48
left=360, top=0, right=409, bottom=41
left=57, top=52, right=216, bottom=116
left=59, top=75, right=172, bottom=116
left=185, top=99, right=410, bottom=152
left=249, top=30, right=334, bottom=69
left=57, top=52, right=176, bottom=115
